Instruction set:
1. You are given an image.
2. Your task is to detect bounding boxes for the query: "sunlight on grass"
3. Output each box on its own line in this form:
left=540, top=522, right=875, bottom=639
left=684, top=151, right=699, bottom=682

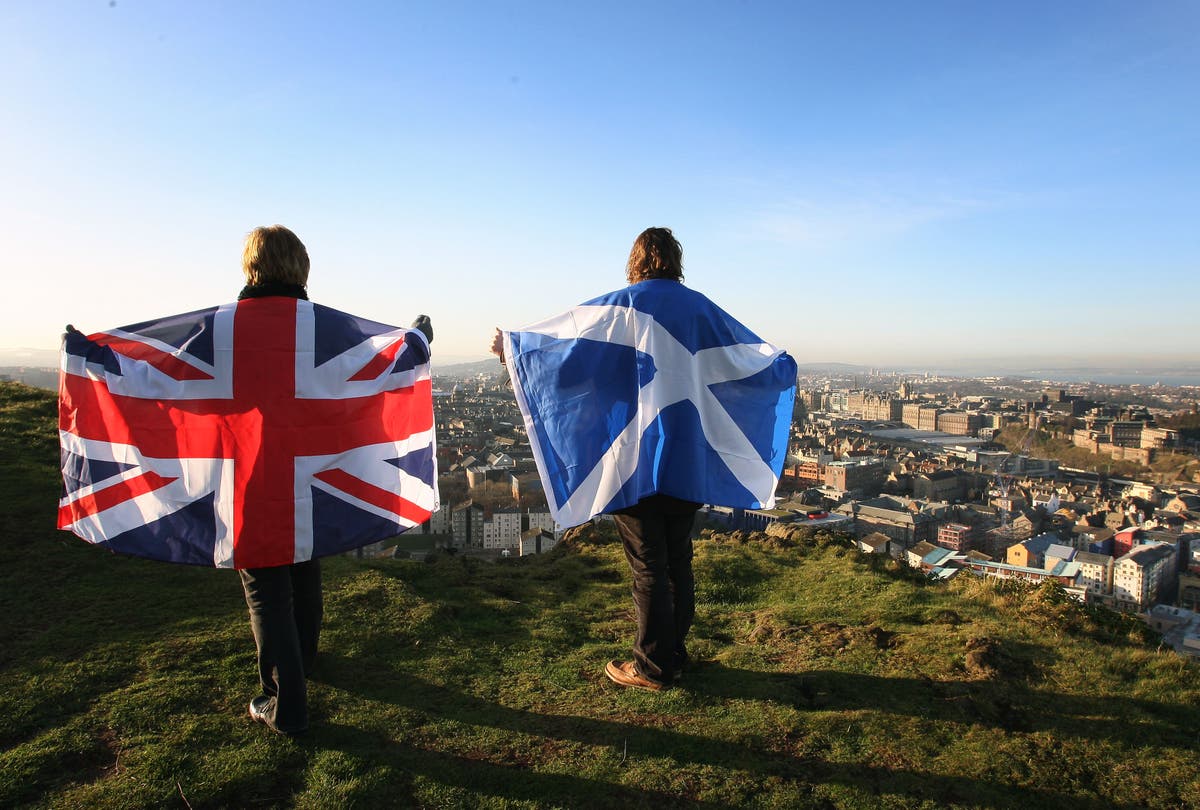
left=2, top=382, right=1198, bottom=809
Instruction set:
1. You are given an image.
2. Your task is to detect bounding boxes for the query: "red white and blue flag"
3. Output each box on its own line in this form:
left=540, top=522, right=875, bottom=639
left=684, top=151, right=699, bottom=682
left=58, top=298, right=438, bottom=568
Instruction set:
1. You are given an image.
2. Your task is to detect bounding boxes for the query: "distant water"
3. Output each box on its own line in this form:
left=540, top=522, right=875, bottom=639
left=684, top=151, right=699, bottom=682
left=1022, top=372, right=1200, bottom=387
left=894, top=366, right=1200, bottom=387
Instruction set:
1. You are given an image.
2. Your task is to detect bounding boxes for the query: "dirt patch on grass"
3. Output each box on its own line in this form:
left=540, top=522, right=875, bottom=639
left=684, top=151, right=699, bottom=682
left=745, top=614, right=899, bottom=654
left=929, top=609, right=964, bottom=626
left=961, top=636, right=1030, bottom=681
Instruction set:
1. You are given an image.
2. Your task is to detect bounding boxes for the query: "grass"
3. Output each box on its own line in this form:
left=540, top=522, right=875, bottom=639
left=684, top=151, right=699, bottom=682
left=2, top=380, right=1199, bottom=809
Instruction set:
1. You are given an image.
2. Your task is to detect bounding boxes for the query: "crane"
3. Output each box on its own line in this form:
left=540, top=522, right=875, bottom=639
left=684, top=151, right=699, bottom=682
left=991, top=412, right=1045, bottom=527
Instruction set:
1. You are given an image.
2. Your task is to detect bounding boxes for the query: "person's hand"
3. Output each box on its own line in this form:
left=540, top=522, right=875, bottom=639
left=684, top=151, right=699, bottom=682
left=411, top=315, right=433, bottom=344
left=490, top=328, right=505, bottom=364
left=62, top=324, right=81, bottom=344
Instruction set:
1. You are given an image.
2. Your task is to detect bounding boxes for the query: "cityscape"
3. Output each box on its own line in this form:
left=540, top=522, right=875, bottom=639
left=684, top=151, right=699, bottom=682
left=13, top=351, right=1198, bottom=656
left=213, top=355, right=1200, bottom=662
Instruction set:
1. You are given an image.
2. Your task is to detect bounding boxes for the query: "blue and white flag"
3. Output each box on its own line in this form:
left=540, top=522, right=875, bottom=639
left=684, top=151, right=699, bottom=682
left=504, top=279, right=796, bottom=527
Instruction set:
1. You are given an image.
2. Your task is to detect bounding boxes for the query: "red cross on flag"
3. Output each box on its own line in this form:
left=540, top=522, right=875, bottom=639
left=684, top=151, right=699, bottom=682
left=58, top=298, right=438, bottom=568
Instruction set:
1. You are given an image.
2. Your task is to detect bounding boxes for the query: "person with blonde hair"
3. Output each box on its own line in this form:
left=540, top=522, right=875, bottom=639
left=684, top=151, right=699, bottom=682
left=60, top=224, right=436, bottom=735
left=235, top=225, right=321, bottom=735
left=238, top=225, right=432, bottom=734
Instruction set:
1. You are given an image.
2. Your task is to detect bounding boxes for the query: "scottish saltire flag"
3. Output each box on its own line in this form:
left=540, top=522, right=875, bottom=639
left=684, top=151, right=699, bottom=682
left=503, top=279, right=796, bottom=527
left=58, top=299, right=439, bottom=568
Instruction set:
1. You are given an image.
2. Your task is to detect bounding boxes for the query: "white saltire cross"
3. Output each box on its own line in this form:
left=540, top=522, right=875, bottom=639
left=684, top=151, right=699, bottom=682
left=506, top=304, right=786, bottom=527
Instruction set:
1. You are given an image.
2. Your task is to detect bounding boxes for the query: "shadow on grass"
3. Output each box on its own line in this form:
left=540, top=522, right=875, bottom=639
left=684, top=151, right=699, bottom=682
left=692, top=663, right=1198, bottom=748
left=314, top=721, right=730, bottom=810
left=317, top=653, right=1142, bottom=810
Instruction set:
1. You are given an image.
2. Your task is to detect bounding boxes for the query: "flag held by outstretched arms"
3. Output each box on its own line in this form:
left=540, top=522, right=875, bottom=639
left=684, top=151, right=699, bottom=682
left=503, top=279, right=796, bottom=527
left=58, top=298, right=439, bottom=568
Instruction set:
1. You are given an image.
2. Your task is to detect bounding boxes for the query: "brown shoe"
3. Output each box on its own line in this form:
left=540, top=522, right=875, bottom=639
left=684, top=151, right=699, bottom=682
left=604, top=660, right=669, bottom=692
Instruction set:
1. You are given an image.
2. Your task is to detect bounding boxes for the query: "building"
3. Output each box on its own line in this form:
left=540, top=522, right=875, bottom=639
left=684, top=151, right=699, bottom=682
left=1113, top=543, right=1177, bottom=612
left=855, top=532, right=892, bottom=555
left=1109, top=421, right=1144, bottom=448
left=482, top=507, right=523, bottom=551
left=1069, top=525, right=1115, bottom=555
left=1074, top=551, right=1114, bottom=601
left=964, top=558, right=1084, bottom=594
left=525, top=509, right=558, bottom=536
left=744, top=508, right=795, bottom=532
left=519, top=528, right=557, bottom=556
left=981, top=524, right=1026, bottom=560
left=510, top=471, right=543, bottom=501
left=1178, top=571, right=1200, bottom=611
left=906, top=540, right=939, bottom=568
left=848, top=391, right=903, bottom=422
left=838, top=496, right=935, bottom=547
left=937, top=522, right=974, bottom=552
left=1006, top=532, right=1059, bottom=569
left=1141, top=426, right=1179, bottom=450
left=902, top=404, right=939, bottom=431
left=936, top=411, right=983, bottom=437
left=793, top=452, right=832, bottom=487
left=451, top=501, right=484, bottom=548
left=1043, top=543, right=1076, bottom=571
left=825, top=457, right=886, bottom=497
left=417, top=505, right=452, bottom=536
left=914, top=470, right=964, bottom=503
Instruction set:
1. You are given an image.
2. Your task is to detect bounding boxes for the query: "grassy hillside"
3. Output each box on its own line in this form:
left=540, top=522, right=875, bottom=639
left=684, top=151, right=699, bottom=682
left=2, top=380, right=1197, bottom=809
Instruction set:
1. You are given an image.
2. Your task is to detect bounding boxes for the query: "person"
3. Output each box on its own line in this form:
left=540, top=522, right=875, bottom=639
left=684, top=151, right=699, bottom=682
left=490, top=227, right=702, bottom=692
left=238, top=226, right=433, bottom=733
left=235, top=225, right=320, bottom=735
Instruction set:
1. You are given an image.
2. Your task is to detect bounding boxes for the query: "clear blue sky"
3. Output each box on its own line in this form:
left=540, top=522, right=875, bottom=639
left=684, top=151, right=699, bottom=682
left=2, top=1, right=1197, bottom=367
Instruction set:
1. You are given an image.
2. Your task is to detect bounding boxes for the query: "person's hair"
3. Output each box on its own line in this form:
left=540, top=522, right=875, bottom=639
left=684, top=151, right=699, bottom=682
left=242, top=225, right=310, bottom=287
left=626, top=227, right=683, bottom=284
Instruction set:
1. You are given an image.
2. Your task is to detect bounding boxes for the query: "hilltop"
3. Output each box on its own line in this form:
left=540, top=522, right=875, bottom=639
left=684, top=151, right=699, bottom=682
left=1, top=381, right=1197, bottom=809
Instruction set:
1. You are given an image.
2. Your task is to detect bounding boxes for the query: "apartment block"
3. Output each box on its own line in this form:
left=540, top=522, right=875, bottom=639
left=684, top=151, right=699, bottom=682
left=1074, top=551, right=1115, bottom=601
left=452, top=502, right=485, bottom=548
left=525, top=509, right=557, bottom=536
left=1113, top=543, right=1177, bottom=612
left=937, top=522, right=974, bottom=552
left=482, top=507, right=523, bottom=551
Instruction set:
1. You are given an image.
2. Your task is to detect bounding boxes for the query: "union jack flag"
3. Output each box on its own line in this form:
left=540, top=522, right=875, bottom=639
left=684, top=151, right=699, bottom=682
left=58, top=298, right=438, bottom=568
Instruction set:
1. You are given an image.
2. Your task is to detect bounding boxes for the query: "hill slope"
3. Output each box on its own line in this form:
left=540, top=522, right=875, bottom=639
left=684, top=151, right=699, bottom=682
left=1, top=381, right=1197, bottom=809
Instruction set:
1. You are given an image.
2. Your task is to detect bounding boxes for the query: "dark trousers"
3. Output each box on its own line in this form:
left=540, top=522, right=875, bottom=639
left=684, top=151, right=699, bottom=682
left=238, top=559, right=322, bottom=733
left=611, top=495, right=701, bottom=685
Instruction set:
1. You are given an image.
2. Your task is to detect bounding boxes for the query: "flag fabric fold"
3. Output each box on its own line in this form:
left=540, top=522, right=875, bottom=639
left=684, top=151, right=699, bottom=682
left=58, top=298, right=439, bottom=568
left=503, top=280, right=796, bottom=527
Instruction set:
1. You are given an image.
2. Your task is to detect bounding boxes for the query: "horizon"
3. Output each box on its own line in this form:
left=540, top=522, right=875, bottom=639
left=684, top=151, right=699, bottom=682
left=6, top=344, right=1200, bottom=385
left=2, top=2, right=1197, bottom=364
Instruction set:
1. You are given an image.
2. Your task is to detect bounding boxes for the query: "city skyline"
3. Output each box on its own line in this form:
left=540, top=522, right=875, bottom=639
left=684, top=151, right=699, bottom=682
left=2, top=1, right=1197, bottom=366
